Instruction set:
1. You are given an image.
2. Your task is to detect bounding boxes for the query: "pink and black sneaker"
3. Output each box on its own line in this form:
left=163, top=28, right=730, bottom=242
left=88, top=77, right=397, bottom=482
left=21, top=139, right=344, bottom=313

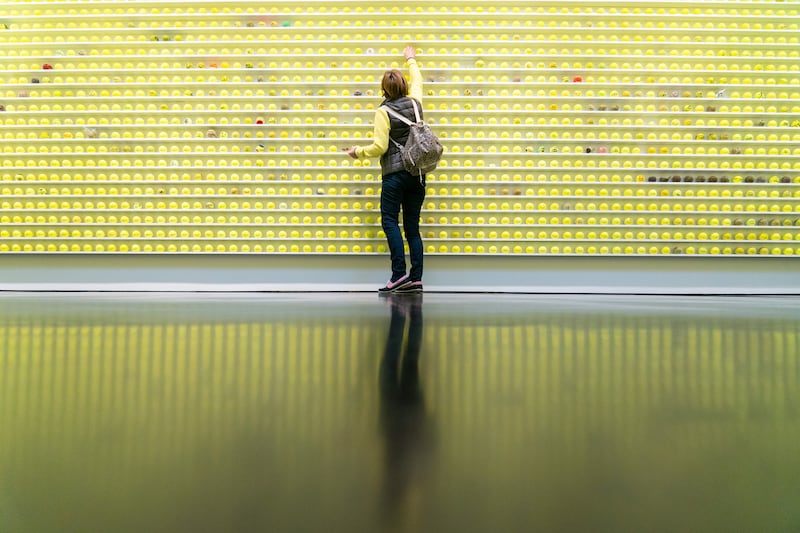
left=396, top=281, right=423, bottom=293
left=378, top=273, right=412, bottom=293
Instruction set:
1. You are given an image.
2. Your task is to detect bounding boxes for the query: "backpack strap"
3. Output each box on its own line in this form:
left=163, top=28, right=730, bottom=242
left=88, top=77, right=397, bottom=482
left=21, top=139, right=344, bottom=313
left=409, top=99, right=421, bottom=122
left=382, top=99, right=421, bottom=124
left=382, top=102, right=416, bottom=150
left=382, top=105, right=415, bottom=126
left=388, top=137, right=404, bottom=150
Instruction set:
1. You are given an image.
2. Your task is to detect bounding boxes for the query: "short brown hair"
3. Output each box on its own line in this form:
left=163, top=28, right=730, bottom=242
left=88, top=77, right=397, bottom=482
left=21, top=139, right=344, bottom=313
left=381, top=69, right=408, bottom=100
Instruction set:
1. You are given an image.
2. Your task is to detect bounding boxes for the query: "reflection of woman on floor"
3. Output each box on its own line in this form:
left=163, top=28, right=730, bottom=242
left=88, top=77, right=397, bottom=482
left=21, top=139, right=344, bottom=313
left=379, top=293, right=434, bottom=530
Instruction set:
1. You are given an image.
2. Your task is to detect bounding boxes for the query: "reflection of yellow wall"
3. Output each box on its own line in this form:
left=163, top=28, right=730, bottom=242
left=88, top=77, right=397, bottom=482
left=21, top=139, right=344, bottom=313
left=1, top=303, right=799, bottom=531
left=2, top=313, right=798, bottom=457
left=1, top=2, right=799, bottom=256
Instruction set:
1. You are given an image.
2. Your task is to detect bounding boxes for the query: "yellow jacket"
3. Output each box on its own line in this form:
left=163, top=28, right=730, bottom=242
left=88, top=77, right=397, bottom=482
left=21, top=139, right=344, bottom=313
left=354, top=58, right=423, bottom=159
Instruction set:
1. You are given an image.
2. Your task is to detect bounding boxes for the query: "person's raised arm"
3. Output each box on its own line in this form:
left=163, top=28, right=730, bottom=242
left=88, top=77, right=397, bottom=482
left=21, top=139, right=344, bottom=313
left=345, top=47, right=422, bottom=159
left=405, top=46, right=423, bottom=102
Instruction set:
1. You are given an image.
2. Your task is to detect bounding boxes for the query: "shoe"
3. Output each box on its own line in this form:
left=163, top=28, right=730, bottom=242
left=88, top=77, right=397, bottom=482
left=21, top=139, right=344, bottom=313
left=378, top=273, right=411, bottom=293
left=396, top=281, right=423, bottom=293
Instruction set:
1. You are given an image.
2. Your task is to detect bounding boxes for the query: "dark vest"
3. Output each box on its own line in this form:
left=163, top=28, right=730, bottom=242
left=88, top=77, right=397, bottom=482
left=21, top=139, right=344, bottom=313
left=380, top=97, right=423, bottom=176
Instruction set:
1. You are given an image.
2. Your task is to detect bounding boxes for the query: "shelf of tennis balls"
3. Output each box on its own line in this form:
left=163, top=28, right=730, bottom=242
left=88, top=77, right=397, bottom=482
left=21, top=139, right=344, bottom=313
left=3, top=93, right=799, bottom=112
left=5, top=94, right=796, bottom=115
left=435, top=160, right=800, bottom=172
left=5, top=131, right=798, bottom=143
left=0, top=172, right=389, bottom=181
left=2, top=75, right=795, bottom=91
left=0, top=241, right=390, bottom=254
left=0, top=186, right=383, bottom=196
left=2, top=232, right=796, bottom=245
left=0, top=0, right=790, bottom=13
left=0, top=0, right=793, bottom=14
left=3, top=14, right=797, bottom=28
left=2, top=198, right=796, bottom=214
left=3, top=36, right=798, bottom=53
left=2, top=226, right=796, bottom=248
left=3, top=219, right=796, bottom=231
left=3, top=152, right=797, bottom=164
left=3, top=222, right=797, bottom=240
left=5, top=138, right=798, bottom=153
left=1, top=20, right=797, bottom=38
left=0, top=36, right=797, bottom=57
left=0, top=39, right=774, bottom=54
left=2, top=119, right=800, bottom=141
left=0, top=241, right=383, bottom=254
left=0, top=239, right=795, bottom=257
left=432, top=237, right=800, bottom=247
left=420, top=244, right=800, bottom=256
left=3, top=122, right=797, bottom=134
left=2, top=150, right=796, bottom=165
left=3, top=96, right=796, bottom=112
left=420, top=197, right=800, bottom=208
left=1, top=70, right=797, bottom=86
left=0, top=218, right=794, bottom=239
left=2, top=164, right=797, bottom=177
left=3, top=64, right=798, bottom=81
left=0, top=239, right=798, bottom=256
left=6, top=23, right=790, bottom=37
left=432, top=170, right=800, bottom=180
left=421, top=217, right=800, bottom=228
left=5, top=138, right=796, bottom=152
left=3, top=113, right=799, bottom=133
left=3, top=224, right=796, bottom=245
left=6, top=22, right=790, bottom=35
left=0, top=202, right=379, bottom=212
left=2, top=137, right=798, bottom=154
left=445, top=141, right=800, bottom=153
left=1, top=172, right=796, bottom=184
left=1, top=158, right=796, bottom=170
left=0, top=207, right=796, bottom=222
left=4, top=82, right=798, bottom=101
left=0, top=227, right=387, bottom=238
left=2, top=7, right=796, bottom=22
left=4, top=105, right=797, bottom=124
left=0, top=162, right=796, bottom=175
left=2, top=48, right=797, bottom=68
left=0, top=246, right=793, bottom=257
left=2, top=42, right=798, bottom=63
left=7, top=75, right=786, bottom=91
left=3, top=180, right=797, bottom=194
left=5, top=172, right=794, bottom=185
left=3, top=92, right=795, bottom=109
left=3, top=132, right=798, bottom=151
left=4, top=173, right=796, bottom=188
left=1, top=182, right=796, bottom=198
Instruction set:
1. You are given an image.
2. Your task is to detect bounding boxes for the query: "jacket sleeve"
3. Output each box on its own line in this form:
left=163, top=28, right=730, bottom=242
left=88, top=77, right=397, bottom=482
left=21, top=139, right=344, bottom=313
left=407, top=57, right=423, bottom=102
left=354, top=108, right=390, bottom=159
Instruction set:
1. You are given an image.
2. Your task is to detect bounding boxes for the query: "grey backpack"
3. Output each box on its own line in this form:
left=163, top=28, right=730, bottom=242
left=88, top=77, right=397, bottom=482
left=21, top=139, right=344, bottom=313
left=383, top=99, right=443, bottom=178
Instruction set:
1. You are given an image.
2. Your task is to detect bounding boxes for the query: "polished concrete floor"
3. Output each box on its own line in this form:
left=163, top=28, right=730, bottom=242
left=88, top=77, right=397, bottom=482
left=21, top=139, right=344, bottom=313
left=1, top=293, right=799, bottom=533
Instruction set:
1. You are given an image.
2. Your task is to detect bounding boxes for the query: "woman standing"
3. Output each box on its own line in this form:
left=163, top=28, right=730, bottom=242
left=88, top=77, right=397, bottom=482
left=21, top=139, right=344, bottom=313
left=346, top=46, right=425, bottom=293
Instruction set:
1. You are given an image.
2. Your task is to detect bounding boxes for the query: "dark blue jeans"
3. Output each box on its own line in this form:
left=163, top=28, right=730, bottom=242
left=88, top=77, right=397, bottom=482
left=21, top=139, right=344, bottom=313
left=380, top=170, right=425, bottom=282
